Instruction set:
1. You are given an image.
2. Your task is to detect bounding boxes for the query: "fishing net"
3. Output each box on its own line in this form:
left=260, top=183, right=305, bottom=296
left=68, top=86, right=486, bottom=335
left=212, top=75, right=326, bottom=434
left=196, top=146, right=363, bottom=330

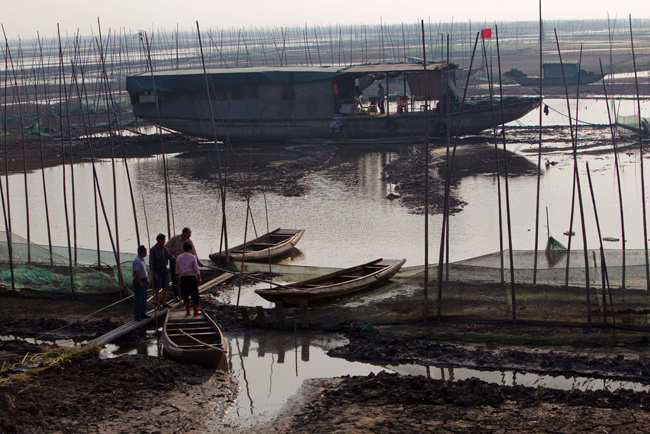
left=313, top=248, right=650, bottom=328
left=0, top=232, right=122, bottom=298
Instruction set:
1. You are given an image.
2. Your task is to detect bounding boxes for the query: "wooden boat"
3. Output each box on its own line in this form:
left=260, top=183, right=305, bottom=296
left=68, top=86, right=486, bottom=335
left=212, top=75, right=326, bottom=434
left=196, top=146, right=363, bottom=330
left=254, top=258, right=406, bottom=306
left=505, top=62, right=604, bottom=87
left=162, top=308, right=227, bottom=366
left=126, top=63, right=540, bottom=143
left=209, top=228, right=304, bottom=263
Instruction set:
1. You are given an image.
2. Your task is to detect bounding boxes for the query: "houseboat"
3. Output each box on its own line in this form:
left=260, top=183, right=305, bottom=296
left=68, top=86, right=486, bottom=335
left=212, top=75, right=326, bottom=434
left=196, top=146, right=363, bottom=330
left=504, top=62, right=605, bottom=87
left=126, top=62, right=541, bottom=143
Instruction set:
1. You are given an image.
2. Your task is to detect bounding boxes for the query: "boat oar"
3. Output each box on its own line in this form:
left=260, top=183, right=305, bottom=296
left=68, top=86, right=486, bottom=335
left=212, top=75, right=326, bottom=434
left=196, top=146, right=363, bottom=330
left=202, top=264, right=295, bottom=290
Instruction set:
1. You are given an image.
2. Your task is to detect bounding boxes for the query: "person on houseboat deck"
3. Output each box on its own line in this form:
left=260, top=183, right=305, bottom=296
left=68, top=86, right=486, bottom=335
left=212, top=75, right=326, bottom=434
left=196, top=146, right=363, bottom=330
left=176, top=241, right=203, bottom=316
left=150, top=233, right=175, bottom=309
left=165, top=227, right=204, bottom=300
left=132, top=245, right=149, bottom=321
left=377, top=83, right=385, bottom=114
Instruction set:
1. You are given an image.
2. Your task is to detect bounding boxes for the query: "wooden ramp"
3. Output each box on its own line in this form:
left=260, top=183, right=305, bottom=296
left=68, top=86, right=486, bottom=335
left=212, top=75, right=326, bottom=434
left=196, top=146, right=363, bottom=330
left=88, top=271, right=234, bottom=346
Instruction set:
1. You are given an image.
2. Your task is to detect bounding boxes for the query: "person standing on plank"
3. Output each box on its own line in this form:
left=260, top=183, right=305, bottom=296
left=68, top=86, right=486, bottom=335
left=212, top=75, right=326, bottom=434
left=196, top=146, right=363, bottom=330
left=166, top=227, right=203, bottom=300
left=175, top=241, right=203, bottom=316
left=132, top=245, right=149, bottom=321
left=149, top=233, right=175, bottom=309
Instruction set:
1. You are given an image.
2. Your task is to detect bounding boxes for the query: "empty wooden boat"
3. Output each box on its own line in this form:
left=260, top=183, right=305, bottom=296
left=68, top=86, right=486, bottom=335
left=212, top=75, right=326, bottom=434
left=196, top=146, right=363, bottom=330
left=254, top=258, right=406, bottom=306
left=162, top=308, right=227, bottom=366
left=209, top=228, right=305, bottom=263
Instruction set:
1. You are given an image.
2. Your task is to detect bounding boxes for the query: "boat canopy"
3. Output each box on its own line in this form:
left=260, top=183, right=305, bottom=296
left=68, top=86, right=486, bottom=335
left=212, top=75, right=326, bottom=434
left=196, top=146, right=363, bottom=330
left=126, top=66, right=342, bottom=95
left=126, top=62, right=457, bottom=97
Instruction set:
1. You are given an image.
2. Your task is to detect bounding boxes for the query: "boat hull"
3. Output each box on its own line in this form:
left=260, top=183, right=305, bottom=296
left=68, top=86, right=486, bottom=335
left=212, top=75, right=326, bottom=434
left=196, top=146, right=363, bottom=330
left=255, top=258, right=406, bottom=306
left=509, top=75, right=605, bottom=87
left=132, top=99, right=540, bottom=143
left=209, top=228, right=304, bottom=263
left=162, top=308, right=227, bottom=366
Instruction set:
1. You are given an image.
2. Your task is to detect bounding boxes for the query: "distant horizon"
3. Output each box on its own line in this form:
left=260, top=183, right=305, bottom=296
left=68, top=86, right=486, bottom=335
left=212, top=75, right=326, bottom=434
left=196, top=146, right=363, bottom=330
left=3, top=16, right=650, bottom=44
left=2, top=0, right=649, bottom=41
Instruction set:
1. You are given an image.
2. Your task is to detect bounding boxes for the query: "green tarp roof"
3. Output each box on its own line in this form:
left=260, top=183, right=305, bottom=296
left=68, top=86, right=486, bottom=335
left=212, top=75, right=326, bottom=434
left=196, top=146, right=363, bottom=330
left=126, top=63, right=455, bottom=95
left=126, top=66, right=341, bottom=94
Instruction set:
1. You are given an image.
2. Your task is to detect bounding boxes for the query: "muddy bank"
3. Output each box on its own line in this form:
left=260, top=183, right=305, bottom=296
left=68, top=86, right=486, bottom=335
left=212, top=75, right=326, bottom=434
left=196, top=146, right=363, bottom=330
left=267, top=371, right=650, bottom=433
left=0, top=342, right=237, bottom=433
left=4, top=288, right=650, bottom=432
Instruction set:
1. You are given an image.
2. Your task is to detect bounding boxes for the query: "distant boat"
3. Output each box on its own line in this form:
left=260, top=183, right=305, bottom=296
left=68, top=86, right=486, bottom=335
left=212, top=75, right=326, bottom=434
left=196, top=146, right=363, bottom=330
left=209, top=228, right=304, bottom=263
left=126, top=62, right=540, bottom=143
left=254, top=258, right=406, bottom=306
left=505, top=62, right=604, bottom=87
left=162, top=308, right=227, bottom=366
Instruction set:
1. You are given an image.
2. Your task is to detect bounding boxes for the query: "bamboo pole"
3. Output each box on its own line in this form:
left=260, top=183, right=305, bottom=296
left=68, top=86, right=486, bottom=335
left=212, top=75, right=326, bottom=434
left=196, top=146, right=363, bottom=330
left=56, top=24, right=76, bottom=297
left=495, top=25, right=517, bottom=322
left=628, top=15, right=649, bottom=290
left=96, top=20, right=124, bottom=296
left=555, top=29, right=591, bottom=329
left=236, top=154, right=253, bottom=308
left=598, top=58, right=626, bottom=290
left=420, top=20, right=429, bottom=321
left=585, top=162, right=610, bottom=325
left=481, top=30, right=505, bottom=286
left=532, top=0, right=544, bottom=285
left=2, top=28, right=31, bottom=265
left=437, top=32, right=480, bottom=320
left=141, top=32, right=173, bottom=240
left=1, top=40, right=15, bottom=292
left=196, top=21, right=229, bottom=264
left=32, top=35, right=54, bottom=265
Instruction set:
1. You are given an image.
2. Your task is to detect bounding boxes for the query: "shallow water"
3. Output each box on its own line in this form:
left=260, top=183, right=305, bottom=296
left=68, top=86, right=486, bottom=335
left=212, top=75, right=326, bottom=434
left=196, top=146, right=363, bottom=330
left=3, top=111, right=650, bottom=270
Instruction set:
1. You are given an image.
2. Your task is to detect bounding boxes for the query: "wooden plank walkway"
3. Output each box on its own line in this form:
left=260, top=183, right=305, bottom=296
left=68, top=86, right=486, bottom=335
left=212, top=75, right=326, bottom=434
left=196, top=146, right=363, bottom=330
left=88, top=271, right=234, bottom=346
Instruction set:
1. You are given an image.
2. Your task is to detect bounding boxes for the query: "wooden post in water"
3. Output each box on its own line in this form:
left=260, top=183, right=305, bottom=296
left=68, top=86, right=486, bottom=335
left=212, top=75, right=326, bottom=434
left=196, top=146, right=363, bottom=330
left=255, top=306, right=268, bottom=328
left=275, top=301, right=287, bottom=329
left=299, top=300, right=310, bottom=329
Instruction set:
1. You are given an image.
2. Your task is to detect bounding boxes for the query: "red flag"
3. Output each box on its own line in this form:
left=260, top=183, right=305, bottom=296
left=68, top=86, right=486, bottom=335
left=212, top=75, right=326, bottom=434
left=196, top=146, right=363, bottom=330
left=481, top=28, right=492, bottom=39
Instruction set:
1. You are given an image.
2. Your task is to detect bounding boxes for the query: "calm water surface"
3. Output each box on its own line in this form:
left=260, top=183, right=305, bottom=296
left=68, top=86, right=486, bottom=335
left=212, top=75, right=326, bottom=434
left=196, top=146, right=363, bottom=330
left=3, top=100, right=650, bottom=268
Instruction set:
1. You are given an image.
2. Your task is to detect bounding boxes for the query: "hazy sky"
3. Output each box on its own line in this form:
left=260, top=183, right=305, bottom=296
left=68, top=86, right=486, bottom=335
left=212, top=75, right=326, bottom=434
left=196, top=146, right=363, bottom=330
left=2, top=0, right=648, bottom=40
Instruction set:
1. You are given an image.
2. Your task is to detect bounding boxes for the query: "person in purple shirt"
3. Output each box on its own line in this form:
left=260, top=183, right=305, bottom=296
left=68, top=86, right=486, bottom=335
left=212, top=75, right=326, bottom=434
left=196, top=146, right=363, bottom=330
left=175, top=241, right=203, bottom=315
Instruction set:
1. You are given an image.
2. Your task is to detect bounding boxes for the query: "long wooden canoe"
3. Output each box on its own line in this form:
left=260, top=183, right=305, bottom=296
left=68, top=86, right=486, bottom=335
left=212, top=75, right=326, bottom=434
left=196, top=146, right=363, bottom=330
left=254, top=258, right=406, bottom=306
left=162, top=308, right=227, bottom=366
left=209, top=228, right=305, bottom=263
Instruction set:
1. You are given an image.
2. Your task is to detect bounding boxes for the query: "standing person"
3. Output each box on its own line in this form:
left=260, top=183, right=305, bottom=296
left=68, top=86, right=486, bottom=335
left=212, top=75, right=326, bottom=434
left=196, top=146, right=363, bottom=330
left=149, top=233, right=175, bottom=309
left=132, top=245, right=149, bottom=321
left=377, top=83, right=385, bottom=115
left=176, top=241, right=203, bottom=316
left=166, top=227, right=204, bottom=300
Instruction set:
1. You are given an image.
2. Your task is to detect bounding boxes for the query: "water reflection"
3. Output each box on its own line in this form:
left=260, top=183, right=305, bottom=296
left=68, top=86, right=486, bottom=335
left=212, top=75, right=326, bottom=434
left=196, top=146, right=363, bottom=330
left=213, top=331, right=379, bottom=430
left=388, top=363, right=650, bottom=393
